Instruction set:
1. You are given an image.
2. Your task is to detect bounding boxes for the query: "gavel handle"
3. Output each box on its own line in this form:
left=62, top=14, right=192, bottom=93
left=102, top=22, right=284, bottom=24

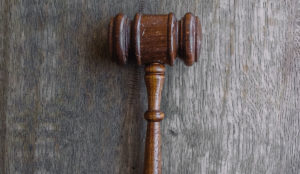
left=144, top=122, right=162, bottom=174
left=143, top=63, right=165, bottom=174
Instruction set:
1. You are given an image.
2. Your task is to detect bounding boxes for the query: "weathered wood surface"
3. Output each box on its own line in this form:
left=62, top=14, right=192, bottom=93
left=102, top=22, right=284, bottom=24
left=0, top=0, right=299, bottom=173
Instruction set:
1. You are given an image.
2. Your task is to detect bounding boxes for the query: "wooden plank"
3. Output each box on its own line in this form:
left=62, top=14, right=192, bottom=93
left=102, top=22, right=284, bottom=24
left=0, top=0, right=299, bottom=173
left=1, top=0, right=145, bottom=173
left=155, top=0, right=300, bottom=173
left=0, top=0, right=11, bottom=173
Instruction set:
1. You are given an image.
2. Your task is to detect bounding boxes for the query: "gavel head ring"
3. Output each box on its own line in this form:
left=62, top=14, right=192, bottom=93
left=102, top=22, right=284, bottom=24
left=108, top=12, right=202, bottom=66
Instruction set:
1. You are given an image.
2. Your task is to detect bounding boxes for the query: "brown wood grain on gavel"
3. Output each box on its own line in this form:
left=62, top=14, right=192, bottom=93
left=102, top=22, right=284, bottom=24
left=108, top=12, right=202, bottom=174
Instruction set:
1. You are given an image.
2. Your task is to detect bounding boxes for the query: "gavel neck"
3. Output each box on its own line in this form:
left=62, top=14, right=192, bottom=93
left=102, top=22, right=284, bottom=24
left=144, top=63, right=165, bottom=113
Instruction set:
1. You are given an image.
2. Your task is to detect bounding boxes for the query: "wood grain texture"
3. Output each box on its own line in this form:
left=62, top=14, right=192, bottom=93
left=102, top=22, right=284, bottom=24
left=108, top=12, right=201, bottom=66
left=0, top=0, right=299, bottom=174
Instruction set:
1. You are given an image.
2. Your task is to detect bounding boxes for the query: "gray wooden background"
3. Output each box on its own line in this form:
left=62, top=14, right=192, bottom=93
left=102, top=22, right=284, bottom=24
left=0, top=0, right=299, bottom=173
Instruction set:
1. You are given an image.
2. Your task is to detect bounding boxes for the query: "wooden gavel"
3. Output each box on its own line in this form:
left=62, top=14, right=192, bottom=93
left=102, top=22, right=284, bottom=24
left=108, top=12, right=202, bottom=174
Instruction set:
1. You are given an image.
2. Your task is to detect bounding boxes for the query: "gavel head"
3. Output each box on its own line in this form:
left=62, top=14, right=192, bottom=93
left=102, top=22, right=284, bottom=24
left=108, top=12, right=202, bottom=66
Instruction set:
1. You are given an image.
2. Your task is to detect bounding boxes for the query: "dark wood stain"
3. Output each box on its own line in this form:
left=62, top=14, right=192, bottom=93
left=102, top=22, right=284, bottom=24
left=0, top=1, right=11, bottom=173
left=109, top=12, right=202, bottom=66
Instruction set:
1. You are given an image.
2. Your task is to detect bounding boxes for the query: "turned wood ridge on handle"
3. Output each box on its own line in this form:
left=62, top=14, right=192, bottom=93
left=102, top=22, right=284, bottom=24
left=108, top=12, right=202, bottom=174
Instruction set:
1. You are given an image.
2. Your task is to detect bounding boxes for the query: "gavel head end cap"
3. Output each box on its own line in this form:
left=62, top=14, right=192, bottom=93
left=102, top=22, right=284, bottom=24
left=108, top=13, right=131, bottom=65
left=178, top=13, right=202, bottom=66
